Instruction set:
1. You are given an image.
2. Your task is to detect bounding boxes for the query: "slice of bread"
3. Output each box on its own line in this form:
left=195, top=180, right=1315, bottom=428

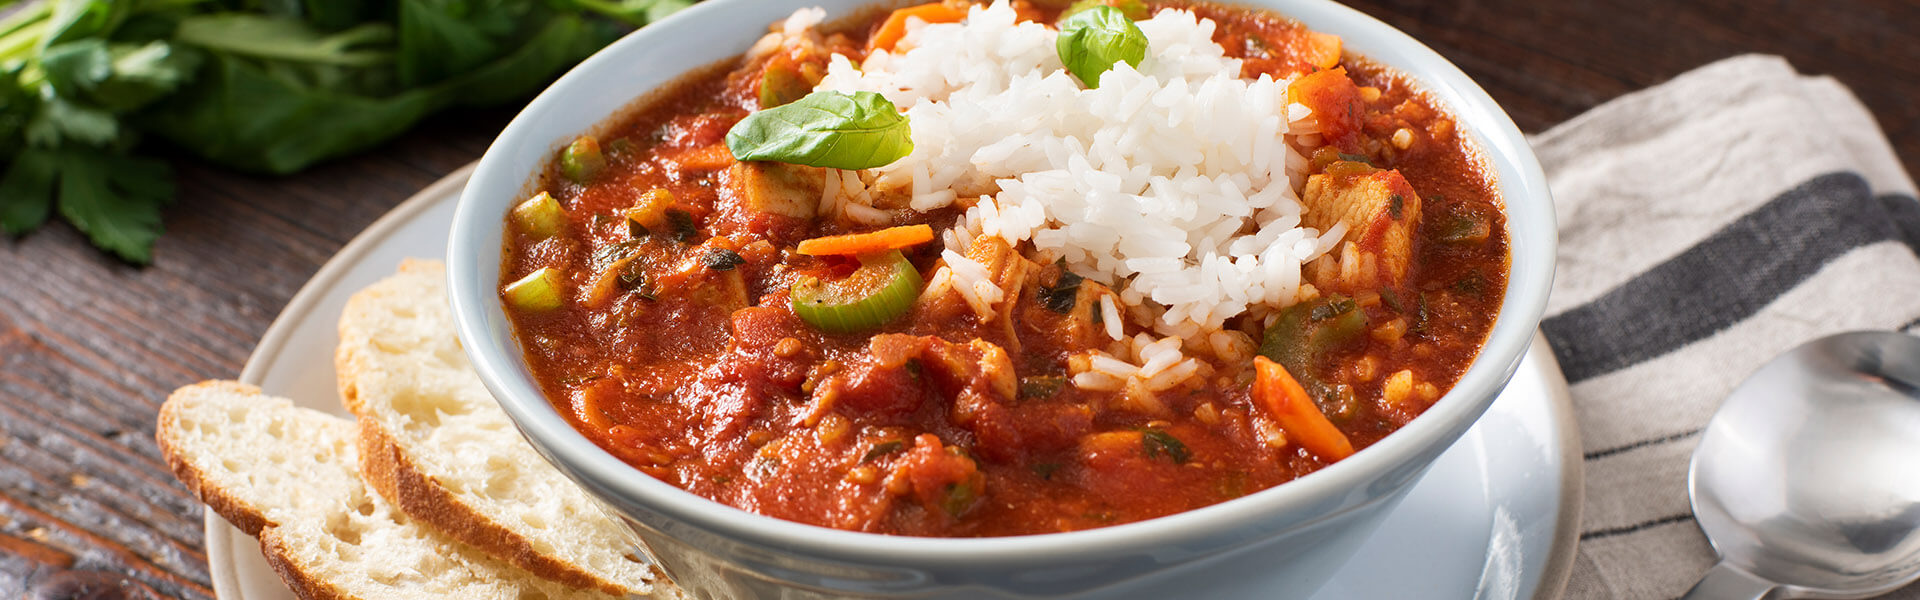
left=335, top=259, right=668, bottom=598
left=157, top=381, right=621, bottom=600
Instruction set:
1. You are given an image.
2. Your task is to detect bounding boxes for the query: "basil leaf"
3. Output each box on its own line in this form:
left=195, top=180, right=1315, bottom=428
left=1056, top=5, right=1147, bottom=89
left=1059, top=0, right=1148, bottom=22
left=725, top=90, right=912, bottom=170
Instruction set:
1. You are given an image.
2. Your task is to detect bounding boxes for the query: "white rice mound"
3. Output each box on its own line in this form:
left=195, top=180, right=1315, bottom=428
left=808, top=2, right=1341, bottom=389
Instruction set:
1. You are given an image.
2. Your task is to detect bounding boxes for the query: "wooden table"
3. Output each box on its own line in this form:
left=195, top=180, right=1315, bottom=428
left=3, top=2, right=1915, bottom=598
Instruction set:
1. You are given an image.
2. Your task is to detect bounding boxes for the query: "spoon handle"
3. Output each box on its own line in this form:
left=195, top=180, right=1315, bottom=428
left=1680, top=562, right=1778, bottom=600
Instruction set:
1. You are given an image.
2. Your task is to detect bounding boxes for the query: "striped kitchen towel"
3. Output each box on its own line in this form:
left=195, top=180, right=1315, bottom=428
left=1535, top=55, right=1920, bottom=599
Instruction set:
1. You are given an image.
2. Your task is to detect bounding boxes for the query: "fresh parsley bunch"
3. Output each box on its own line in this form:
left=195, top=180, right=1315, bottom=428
left=0, top=0, right=690, bottom=263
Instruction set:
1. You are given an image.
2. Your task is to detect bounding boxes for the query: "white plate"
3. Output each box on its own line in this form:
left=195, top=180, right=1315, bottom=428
left=211, top=165, right=1581, bottom=599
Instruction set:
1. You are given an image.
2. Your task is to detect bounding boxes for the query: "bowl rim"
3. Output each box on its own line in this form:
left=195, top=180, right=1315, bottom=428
left=449, top=0, right=1556, bottom=565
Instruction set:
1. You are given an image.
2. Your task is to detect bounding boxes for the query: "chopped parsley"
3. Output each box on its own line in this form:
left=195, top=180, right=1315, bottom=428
left=1038, top=264, right=1085, bottom=313
left=701, top=248, right=745, bottom=271
left=1142, top=429, right=1190, bottom=464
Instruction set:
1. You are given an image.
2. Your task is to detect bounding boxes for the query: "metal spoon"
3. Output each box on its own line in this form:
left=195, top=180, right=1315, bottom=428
left=1682, top=331, right=1920, bottom=599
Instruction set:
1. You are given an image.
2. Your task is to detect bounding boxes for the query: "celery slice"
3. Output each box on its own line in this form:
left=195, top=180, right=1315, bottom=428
left=504, top=267, right=566, bottom=312
left=511, top=192, right=565, bottom=238
left=790, top=250, right=921, bottom=333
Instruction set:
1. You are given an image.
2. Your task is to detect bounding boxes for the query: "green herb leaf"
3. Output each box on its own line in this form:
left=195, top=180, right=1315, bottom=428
left=665, top=208, right=696, bottom=243
left=1308, top=294, right=1355, bottom=321
left=1031, top=462, right=1062, bottom=480
left=941, top=481, right=977, bottom=516
left=575, top=0, right=694, bottom=27
left=173, top=15, right=395, bottom=68
left=1055, top=5, right=1147, bottom=89
left=725, top=90, right=912, bottom=170
left=1379, top=288, right=1405, bottom=314
left=861, top=440, right=904, bottom=462
left=592, top=239, right=644, bottom=272
left=42, top=39, right=200, bottom=112
left=146, top=14, right=608, bottom=173
left=24, top=94, right=118, bottom=147
left=396, top=0, right=535, bottom=88
left=1018, top=375, right=1066, bottom=400
left=701, top=248, right=744, bottom=271
left=0, top=62, right=35, bottom=147
left=0, top=150, right=59, bottom=234
left=40, top=0, right=133, bottom=49
left=54, top=152, right=173, bottom=264
left=39, top=39, right=114, bottom=100
left=1059, top=0, right=1148, bottom=22
left=615, top=261, right=654, bottom=299
left=96, top=41, right=200, bottom=110
left=1037, top=263, right=1083, bottom=313
left=1141, top=429, right=1190, bottom=464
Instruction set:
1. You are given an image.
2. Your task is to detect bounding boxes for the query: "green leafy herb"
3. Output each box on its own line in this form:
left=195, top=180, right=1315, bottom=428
left=941, top=481, right=977, bottom=516
left=1411, top=293, right=1430, bottom=333
left=1453, top=273, right=1485, bottom=296
left=725, top=90, right=912, bottom=169
left=701, top=248, right=744, bottom=271
left=573, top=0, right=696, bottom=27
left=1388, top=194, right=1404, bottom=219
left=1032, top=462, right=1062, bottom=480
left=861, top=440, right=904, bottom=462
left=1436, top=210, right=1492, bottom=244
left=1056, top=6, right=1147, bottom=88
left=1018, top=375, right=1067, bottom=399
left=1337, top=152, right=1371, bottom=165
left=616, top=261, right=655, bottom=299
left=665, top=208, right=696, bottom=243
left=1037, top=262, right=1083, bottom=313
left=592, top=239, right=644, bottom=272
left=1141, top=429, right=1190, bottom=464
left=1309, top=294, right=1355, bottom=321
left=0, top=0, right=695, bottom=263
left=1379, top=288, right=1405, bottom=314
left=1, top=148, right=171, bottom=263
left=1059, top=0, right=1148, bottom=21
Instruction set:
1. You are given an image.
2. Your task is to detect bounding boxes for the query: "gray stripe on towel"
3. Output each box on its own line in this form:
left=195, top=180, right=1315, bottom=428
left=1543, top=172, right=1920, bottom=383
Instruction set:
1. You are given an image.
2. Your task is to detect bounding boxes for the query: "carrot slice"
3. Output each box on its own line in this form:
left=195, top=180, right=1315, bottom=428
left=870, top=2, right=968, bottom=52
left=662, top=144, right=734, bottom=172
left=796, top=224, right=935, bottom=256
left=1252, top=356, right=1355, bottom=462
left=1301, top=30, right=1343, bottom=71
left=1288, top=67, right=1364, bottom=151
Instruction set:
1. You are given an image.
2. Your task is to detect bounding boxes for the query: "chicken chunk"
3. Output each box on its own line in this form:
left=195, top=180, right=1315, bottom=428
left=725, top=161, right=823, bottom=219
left=1302, top=166, right=1422, bottom=291
left=856, top=334, right=1089, bottom=462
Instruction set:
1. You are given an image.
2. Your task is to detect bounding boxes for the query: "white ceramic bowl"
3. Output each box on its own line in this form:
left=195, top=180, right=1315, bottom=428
left=448, top=1, right=1556, bottom=598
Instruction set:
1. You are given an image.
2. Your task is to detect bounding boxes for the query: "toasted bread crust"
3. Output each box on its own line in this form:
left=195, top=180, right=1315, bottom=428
left=259, top=529, right=357, bottom=600
left=352, top=414, right=621, bottom=595
left=158, top=381, right=366, bottom=600
left=158, top=381, right=275, bottom=538
left=335, top=259, right=655, bottom=597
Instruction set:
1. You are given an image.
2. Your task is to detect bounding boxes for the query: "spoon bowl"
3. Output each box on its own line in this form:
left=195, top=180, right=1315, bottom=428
left=1684, top=331, right=1920, bottom=599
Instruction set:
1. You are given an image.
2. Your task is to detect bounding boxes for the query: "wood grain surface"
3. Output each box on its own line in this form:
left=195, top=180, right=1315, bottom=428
left=2, top=2, right=1916, bottom=598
